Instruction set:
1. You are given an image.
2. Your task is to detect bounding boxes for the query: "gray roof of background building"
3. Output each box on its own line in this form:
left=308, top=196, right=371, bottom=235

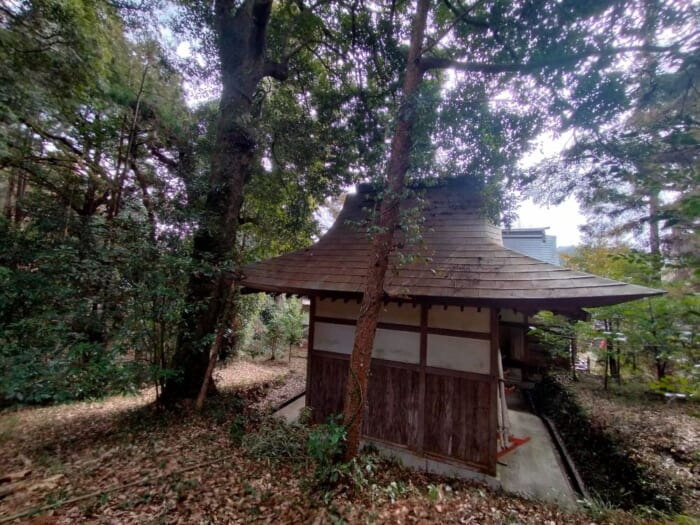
left=502, top=228, right=560, bottom=266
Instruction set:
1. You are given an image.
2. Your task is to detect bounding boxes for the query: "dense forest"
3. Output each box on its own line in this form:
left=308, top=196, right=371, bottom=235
left=1, top=0, right=698, bottom=411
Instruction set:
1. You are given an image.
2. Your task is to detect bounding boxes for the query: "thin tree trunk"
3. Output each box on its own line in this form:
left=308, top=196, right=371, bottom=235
left=603, top=319, right=610, bottom=390
left=342, top=0, right=430, bottom=461
left=109, top=63, right=149, bottom=221
left=13, top=172, right=27, bottom=223
left=196, top=284, right=237, bottom=410
left=570, top=336, right=578, bottom=382
left=615, top=317, right=621, bottom=385
left=3, top=170, right=16, bottom=222
left=649, top=192, right=661, bottom=257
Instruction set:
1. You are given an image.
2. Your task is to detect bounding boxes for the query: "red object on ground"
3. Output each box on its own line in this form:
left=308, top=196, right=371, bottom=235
left=497, top=435, right=532, bottom=458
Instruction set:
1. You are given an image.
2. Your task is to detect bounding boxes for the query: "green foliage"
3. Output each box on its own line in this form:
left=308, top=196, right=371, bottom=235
left=0, top=208, right=192, bottom=405
left=277, top=297, right=305, bottom=350
left=307, top=415, right=348, bottom=487
left=426, top=483, right=442, bottom=503
left=241, top=416, right=311, bottom=463
left=526, top=44, right=700, bottom=282
left=649, top=376, right=699, bottom=397
left=561, top=244, right=700, bottom=390
left=0, top=2, right=204, bottom=405
left=234, top=295, right=305, bottom=360
left=529, top=311, right=575, bottom=359
left=375, top=480, right=410, bottom=504
left=240, top=413, right=376, bottom=494
left=227, top=415, right=248, bottom=446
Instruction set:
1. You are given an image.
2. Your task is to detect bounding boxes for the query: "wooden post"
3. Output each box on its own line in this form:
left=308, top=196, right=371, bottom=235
left=488, top=308, right=499, bottom=476
left=306, top=296, right=316, bottom=409
left=417, top=303, right=428, bottom=454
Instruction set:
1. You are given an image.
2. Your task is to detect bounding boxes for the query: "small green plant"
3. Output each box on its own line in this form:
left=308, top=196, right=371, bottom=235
left=580, top=495, right=618, bottom=521
left=426, top=483, right=442, bottom=502
left=307, top=415, right=347, bottom=487
left=241, top=417, right=309, bottom=462
left=228, top=415, right=247, bottom=445
left=374, top=480, right=410, bottom=503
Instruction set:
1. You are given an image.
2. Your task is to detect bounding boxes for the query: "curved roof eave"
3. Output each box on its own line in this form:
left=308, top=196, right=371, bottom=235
left=239, top=178, right=664, bottom=309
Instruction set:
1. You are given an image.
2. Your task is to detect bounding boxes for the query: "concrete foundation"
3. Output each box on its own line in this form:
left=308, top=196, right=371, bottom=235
left=272, top=393, right=578, bottom=509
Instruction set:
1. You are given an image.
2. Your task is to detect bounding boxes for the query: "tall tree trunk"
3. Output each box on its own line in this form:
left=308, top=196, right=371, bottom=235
left=161, top=0, right=286, bottom=404
left=603, top=319, right=610, bottom=390
left=342, top=0, right=430, bottom=460
left=648, top=190, right=663, bottom=280
left=196, top=283, right=238, bottom=410
left=655, top=357, right=667, bottom=379
left=648, top=191, right=661, bottom=257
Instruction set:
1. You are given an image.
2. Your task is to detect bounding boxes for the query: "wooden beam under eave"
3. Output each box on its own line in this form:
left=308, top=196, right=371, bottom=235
left=488, top=307, right=499, bottom=477
left=305, top=296, right=316, bottom=411
left=417, top=304, right=428, bottom=455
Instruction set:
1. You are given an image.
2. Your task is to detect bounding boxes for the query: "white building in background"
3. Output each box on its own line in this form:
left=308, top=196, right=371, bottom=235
left=502, top=227, right=560, bottom=266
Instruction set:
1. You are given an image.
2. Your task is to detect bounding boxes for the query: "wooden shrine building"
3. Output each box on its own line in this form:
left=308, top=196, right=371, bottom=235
left=240, top=177, right=661, bottom=476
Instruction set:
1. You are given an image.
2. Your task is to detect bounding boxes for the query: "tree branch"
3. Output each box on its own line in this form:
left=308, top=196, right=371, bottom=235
left=147, top=144, right=179, bottom=169
left=19, top=118, right=84, bottom=157
left=263, top=60, right=289, bottom=81
left=420, top=44, right=680, bottom=74
left=423, top=0, right=488, bottom=55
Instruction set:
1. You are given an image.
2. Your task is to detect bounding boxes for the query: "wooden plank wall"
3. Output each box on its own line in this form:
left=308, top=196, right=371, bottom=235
left=364, top=363, right=421, bottom=449
left=423, top=373, right=491, bottom=468
left=307, top=350, right=348, bottom=424
left=306, top=298, right=497, bottom=474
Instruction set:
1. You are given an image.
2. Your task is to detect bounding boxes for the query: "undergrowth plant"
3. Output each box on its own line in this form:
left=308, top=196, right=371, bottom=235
left=240, top=413, right=376, bottom=494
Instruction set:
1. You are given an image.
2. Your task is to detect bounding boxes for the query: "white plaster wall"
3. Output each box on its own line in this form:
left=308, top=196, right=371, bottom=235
left=316, top=298, right=420, bottom=326
left=426, top=334, right=491, bottom=374
left=314, top=322, right=354, bottom=354
left=313, top=322, right=420, bottom=363
left=372, top=328, right=420, bottom=363
left=316, top=299, right=360, bottom=320
left=378, top=303, right=420, bottom=326
left=428, top=306, right=490, bottom=333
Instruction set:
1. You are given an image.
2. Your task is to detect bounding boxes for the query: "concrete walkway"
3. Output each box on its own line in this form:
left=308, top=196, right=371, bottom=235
left=275, top=394, right=306, bottom=423
left=497, top=408, right=577, bottom=508
left=273, top=393, right=577, bottom=509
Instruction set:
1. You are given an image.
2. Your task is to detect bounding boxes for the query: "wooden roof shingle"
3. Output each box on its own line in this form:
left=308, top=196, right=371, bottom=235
left=240, top=178, right=663, bottom=316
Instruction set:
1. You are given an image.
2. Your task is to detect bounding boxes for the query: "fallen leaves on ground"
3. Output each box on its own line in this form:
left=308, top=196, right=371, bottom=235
left=0, top=360, right=672, bottom=524
left=566, top=374, right=700, bottom=518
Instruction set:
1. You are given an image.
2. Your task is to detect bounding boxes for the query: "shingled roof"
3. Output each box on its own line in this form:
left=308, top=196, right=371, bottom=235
left=240, top=177, right=662, bottom=317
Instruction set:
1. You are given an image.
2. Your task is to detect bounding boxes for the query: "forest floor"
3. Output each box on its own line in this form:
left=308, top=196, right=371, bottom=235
left=565, top=373, right=700, bottom=517
left=0, top=356, right=692, bottom=524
